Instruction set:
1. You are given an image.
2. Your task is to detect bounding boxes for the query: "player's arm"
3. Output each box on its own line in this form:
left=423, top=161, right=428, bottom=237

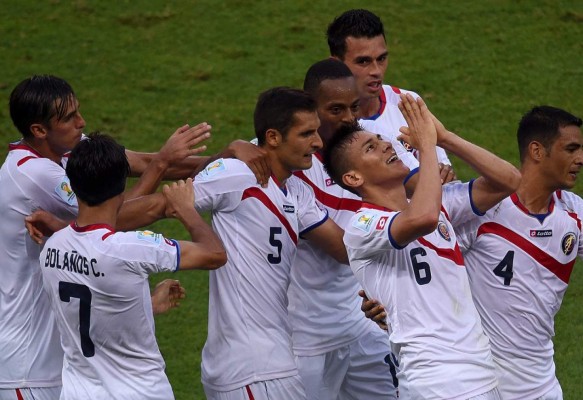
left=358, top=290, right=388, bottom=331
left=151, top=279, right=186, bottom=315
left=164, top=178, right=227, bottom=270
left=302, top=218, right=348, bottom=264
left=390, top=94, right=442, bottom=247
left=430, top=112, right=521, bottom=214
left=125, top=123, right=212, bottom=199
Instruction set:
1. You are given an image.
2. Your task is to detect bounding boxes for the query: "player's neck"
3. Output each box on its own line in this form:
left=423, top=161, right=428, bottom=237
left=21, top=138, right=63, bottom=164
left=267, top=154, right=292, bottom=188
left=75, top=197, right=122, bottom=230
left=515, top=169, right=555, bottom=214
left=359, top=96, right=382, bottom=119
left=361, top=184, right=408, bottom=211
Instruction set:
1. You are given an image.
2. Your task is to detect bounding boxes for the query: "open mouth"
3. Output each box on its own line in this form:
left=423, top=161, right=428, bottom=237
left=368, top=80, right=382, bottom=90
left=386, top=154, right=399, bottom=164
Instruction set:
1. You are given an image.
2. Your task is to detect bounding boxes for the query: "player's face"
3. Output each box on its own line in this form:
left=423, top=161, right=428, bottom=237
left=45, top=96, right=86, bottom=157
left=346, top=131, right=408, bottom=188
left=278, top=111, right=322, bottom=172
left=315, top=77, right=360, bottom=146
left=341, top=35, right=388, bottom=100
left=544, top=125, right=583, bottom=189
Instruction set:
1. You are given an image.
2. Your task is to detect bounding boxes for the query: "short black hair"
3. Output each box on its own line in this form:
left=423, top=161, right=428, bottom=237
left=66, top=133, right=130, bottom=207
left=9, top=75, right=76, bottom=139
left=327, top=9, right=385, bottom=59
left=303, top=58, right=354, bottom=97
left=322, top=120, right=363, bottom=195
left=254, top=87, right=317, bottom=146
left=517, top=106, right=583, bottom=162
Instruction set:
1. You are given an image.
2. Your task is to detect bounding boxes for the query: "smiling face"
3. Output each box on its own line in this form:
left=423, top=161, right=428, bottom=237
left=275, top=110, right=323, bottom=173
left=315, top=76, right=360, bottom=145
left=340, top=35, right=388, bottom=101
left=540, top=125, right=583, bottom=190
left=343, top=131, right=409, bottom=192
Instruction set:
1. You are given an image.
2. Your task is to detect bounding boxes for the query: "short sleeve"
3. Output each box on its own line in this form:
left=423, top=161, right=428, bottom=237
left=344, top=209, right=400, bottom=260
left=442, top=180, right=483, bottom=228
left=291, top=177, right=329, bottom=235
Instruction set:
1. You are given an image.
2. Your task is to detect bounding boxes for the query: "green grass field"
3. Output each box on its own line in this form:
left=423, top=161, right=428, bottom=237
left=1, top=1, right=583, bottom=398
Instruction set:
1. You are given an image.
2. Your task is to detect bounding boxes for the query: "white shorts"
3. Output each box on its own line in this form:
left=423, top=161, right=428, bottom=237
left=203, top=375, right=305, bottom=400
left=296, top=328, right=397, bottom=400
left=468, top=387, right=502, bottom=400
left=0, top=387, right=61, bottom=400
left=536, top=381, right=563, bottom=400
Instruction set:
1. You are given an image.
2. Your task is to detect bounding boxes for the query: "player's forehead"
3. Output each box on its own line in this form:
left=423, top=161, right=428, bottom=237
left=289, top=110, right=320, bottom=132
left=555, top=125, right=583, bottom=147
left=344, top=35, right=387, bottom=59
left=317, top=77, right=358, bottom=104
left=51, top=94, right=79, bottom=119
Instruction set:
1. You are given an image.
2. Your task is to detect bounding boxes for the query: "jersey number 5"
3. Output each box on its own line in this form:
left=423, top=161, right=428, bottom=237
left=268, top=227, right=283, bottom=264
left=59, top=281, right=95, bottom=357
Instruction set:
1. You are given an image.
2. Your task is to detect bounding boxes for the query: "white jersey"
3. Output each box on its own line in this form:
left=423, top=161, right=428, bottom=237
left=39, top=223, right=179, bottom=400
left=195, top=159, right=328, bottom=391
left=456, top=191, right=583, bottom=399
left=290, top=153, right=379, bottom=355
left=0, top=142, right=77, bottom=389
left=344, top=182, right=497, bottom=399
left=359, top=85, right=451, bottom=166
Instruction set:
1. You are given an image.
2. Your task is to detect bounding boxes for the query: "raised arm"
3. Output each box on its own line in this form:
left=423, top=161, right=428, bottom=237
left=163, top=178, right=227, bottom=270
left=390, top=94, right=442, bottom=247
left=431, top=113, right=521, bottom=213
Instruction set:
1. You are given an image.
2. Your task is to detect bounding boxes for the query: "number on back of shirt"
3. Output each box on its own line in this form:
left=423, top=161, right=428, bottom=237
left=268, top=227, right=283, bottom=264
left=493, top=250, right=514, bottom=286
left=59, top=281, right=95, bottom=357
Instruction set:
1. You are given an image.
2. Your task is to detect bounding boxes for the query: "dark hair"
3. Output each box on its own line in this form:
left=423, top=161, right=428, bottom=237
left=254, top=87, right=317, bottom=145
left=66, top=132, right=130, bottom=207
left=322, top=120, right=363, bottom=195
left=9, top=75, right=76, bottom=138
left=303, top=58, right=354, bottom=97
left=517, top=106, right=583, bottom=162
left=327, top=9, right=385, bottom=59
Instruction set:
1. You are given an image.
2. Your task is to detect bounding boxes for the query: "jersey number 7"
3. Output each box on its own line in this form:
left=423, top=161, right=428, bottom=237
left=59, top=281, right=95, bottom=357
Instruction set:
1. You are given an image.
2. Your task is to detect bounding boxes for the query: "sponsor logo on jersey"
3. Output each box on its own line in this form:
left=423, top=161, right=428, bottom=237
left=283, top=204, right=295, bottom=213
left=437, top=221, right=451, bottom=241
left=137, top=230, right=162, bottom=245
left=376, top=216, right=388, bottom=230
left=353, top=212, right=377, bottom=233
left=325, top=178, right=336, bottom=187
left=164, top=238, right=176, bottom=246
left=200, top=159, right=226, bottom=179
left=530, top=229, right=553, bottom=237
left=561, top=232, right=576, bottom=255
left=55, top=177, right=77, bottom=205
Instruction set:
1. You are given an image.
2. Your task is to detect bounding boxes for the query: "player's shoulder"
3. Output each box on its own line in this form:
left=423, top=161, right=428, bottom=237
left=96, top=229, right=177, bottom=256
left=555, top=190, right=583, bottom=211
left=382, top=84, right=420, bottom=105
left=347, top=207, right=392, bottom=236
left=196, top=158, right=256, bottom=185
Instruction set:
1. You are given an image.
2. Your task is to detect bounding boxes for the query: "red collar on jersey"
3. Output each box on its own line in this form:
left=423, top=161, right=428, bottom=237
left=361, top=87, right=387, bottom=121
left=270, top=173, right=288, bottom=195
left=71, top=222, right=115, bottom=233
left=9, top=141, right=44, bottom=158
left=361, top=202, right=393, bottom=212
left=510, top=192, right=555, bottom=215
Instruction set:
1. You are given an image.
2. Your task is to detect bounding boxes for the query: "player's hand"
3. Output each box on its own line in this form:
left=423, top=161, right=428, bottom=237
left=439, top=163, right=457, bottom=184
left=25, top=210, right=68, bottom=245
left=358, top=290, right=388, bottom=331
left=157, top=123, right=212, bottom=166
left=227, top=140, right=270, bottom=188
left=163, top=178, right=195, bottom=218
left=151, top=279, right=186, bottom=315
left=397, top=94, right=437, bottom=150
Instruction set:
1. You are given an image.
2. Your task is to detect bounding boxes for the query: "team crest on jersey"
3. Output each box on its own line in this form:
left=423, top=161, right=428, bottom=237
left=136, top=230, right=162, bottom=244
left=164, top=238, right=176, bottom=247
left=399, top=139, right=414, bottom=153
left=55, top=177, right=76, bottom=205
left=530, top=229, right=552, bottom=238
left=561, top=232, right=576, bottom=255
left=199, top=159, right=226, bottom=179
left=437, top=221, right=451, bottom=241
left=325, top=178, right=336, bottom=187
left=353, top=212, right=377, bottom=233
left=283, top=204, right=295, bottom=213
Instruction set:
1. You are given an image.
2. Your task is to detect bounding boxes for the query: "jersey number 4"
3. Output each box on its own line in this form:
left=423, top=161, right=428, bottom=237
left=59, top=281, right=95, bottom=357
left=493, top=250, right=514, bottom=286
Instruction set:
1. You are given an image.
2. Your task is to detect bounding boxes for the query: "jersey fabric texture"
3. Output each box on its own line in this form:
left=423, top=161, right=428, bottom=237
left=0, top=142, right=77, bottom=389
left=39, top=223, right=179, bottom=400
left=456, top=191, right=583, bottom=400
left=359, top=85, right=451, bottom=166
left=195, top=159, right=328, bottom=392
left=344, top=182, right=497, bottom=399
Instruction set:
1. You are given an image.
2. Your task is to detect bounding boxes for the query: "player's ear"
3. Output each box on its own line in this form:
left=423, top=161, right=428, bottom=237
left=528, top=141, right=547, bottom=162
left=29, top=123, right=48, bottom=140
left=343, top=169, right=363, bottom=190
left=265, top=128, right=282, bottom=148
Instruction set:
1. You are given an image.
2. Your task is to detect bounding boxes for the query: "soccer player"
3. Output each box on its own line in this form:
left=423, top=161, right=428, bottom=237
left=287, top=58, right=410, bottom=399
left=327, top=9, right=457, bottom=183
left=39, top=133, right=226, bottom=400
left=324, top=94, right=520, bottom=399
left=361, top=105, right=583, bottom=399
left=195, top=87, right=347, bottom=400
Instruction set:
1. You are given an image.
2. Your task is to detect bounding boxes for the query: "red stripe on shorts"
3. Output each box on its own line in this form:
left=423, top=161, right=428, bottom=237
left=16, top=389, right=24, bottom=400
left=245, top=385, right=255, bottom=400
